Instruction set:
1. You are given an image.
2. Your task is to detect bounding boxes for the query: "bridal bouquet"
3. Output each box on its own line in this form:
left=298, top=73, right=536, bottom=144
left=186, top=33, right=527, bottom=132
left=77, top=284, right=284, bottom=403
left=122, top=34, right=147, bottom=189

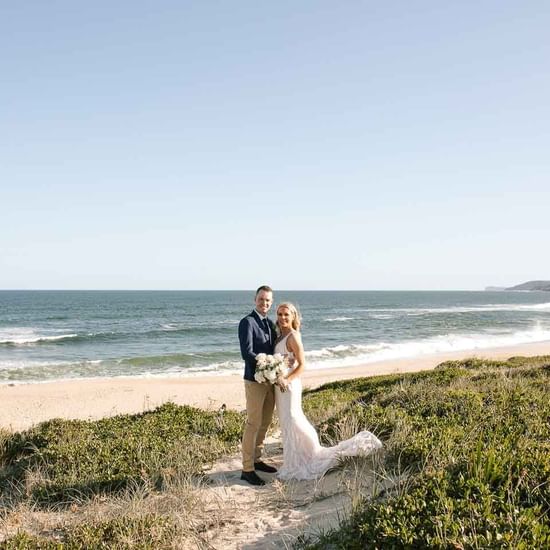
left=255, top=353, right=286, bottom=385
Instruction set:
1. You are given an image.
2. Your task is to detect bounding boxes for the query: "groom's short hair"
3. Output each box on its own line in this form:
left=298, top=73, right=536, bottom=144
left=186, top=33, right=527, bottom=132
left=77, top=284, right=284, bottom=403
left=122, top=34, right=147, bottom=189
left=256, top=285, right=273, bottom=296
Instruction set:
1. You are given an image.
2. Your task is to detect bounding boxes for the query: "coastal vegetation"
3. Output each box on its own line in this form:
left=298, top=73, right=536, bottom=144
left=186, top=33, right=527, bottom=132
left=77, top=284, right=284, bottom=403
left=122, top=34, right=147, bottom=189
left=299, top=356, right=550, bottom=549
left=1, top=355, right=549, bottom=548
left=0, top=404, right=244, bottom=548
left=1, top=403, right=243, bottom=504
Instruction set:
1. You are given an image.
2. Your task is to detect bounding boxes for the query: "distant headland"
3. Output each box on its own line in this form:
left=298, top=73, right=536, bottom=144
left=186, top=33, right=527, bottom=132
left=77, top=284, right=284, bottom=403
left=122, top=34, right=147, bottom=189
left=485, top=280, right=550, bottom=291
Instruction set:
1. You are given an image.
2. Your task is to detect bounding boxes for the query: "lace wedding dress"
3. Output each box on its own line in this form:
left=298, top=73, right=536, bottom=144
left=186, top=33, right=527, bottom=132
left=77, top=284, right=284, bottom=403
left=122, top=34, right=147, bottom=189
left=274, top=332, right=382, bottom=480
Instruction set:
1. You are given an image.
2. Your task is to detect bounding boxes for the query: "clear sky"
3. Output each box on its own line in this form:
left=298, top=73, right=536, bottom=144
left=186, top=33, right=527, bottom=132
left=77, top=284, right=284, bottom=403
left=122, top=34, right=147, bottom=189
left=1, top=1, right=549, bottom=290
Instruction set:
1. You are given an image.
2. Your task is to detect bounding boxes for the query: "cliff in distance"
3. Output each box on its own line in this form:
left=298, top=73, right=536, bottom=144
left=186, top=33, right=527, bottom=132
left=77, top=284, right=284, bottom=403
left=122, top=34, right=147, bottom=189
left=505, top=280, right=550, bottom=291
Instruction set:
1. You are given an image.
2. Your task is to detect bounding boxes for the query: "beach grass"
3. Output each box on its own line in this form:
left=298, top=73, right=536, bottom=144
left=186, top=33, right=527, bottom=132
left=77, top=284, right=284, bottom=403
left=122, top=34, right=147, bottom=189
left=1, top=403, right=244, bottom=548
left=298, top=355, right=550, bottom=549
left=1, top=355, right=549, bottom=548
left=0, top=402, right=243, bottom=505
left=2, top=515, right=177, bottom=549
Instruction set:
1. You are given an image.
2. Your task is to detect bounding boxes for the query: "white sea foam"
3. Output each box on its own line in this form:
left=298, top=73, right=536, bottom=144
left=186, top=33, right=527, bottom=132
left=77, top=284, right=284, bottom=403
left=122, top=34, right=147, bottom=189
left=305, top=325, right=550, bottom=370
left=368, top=313, right=396, bottom=320
left=525, top=303, right=550, bottom=311
left=160, top=319, right=239, bottom=330
left=0, top=327, right=78, bottom=345
left=366, top=303, right=550, bottom=316
left=0, top=368, right=242, bottom=386
left=0, top=359, right=75, bottom=372
left=324, top=317, right=355, bottom=322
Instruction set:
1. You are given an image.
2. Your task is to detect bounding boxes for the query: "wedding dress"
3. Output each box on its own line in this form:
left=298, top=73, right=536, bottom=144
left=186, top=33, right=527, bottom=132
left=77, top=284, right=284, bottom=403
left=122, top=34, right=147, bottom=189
left=274, top=332, right=382, bottom=480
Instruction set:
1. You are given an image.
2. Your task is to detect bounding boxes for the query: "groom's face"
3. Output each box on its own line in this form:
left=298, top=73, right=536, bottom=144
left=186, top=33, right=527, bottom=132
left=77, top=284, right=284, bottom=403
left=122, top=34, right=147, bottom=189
left=255, top=290, right=273, bottom=317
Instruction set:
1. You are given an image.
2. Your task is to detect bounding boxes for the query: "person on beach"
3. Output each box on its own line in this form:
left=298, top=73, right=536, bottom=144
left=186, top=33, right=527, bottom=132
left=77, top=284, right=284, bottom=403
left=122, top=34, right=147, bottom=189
left=238, top=285, right=278, bottom=486
left=274, top=302, right=383, bottom=480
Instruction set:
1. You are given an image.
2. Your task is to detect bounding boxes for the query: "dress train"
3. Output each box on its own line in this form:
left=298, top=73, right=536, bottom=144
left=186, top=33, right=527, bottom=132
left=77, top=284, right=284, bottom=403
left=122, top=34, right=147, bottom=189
left=275, top=376, right=382, bottom=481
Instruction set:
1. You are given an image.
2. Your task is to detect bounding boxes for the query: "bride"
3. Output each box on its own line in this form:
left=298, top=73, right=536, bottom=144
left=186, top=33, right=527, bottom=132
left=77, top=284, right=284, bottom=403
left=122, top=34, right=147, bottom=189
left=274, top=302, right=382, bottom=480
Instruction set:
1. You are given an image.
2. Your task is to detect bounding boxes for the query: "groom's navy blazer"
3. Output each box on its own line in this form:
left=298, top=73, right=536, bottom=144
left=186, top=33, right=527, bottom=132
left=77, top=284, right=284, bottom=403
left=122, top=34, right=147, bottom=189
left=239, top=310, right=276, bottom=381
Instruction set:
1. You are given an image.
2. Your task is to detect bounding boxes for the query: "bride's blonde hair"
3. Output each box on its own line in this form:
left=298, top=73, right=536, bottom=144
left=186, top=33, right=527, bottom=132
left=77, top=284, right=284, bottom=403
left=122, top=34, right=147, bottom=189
left=276, top=302, right=301, bottom=331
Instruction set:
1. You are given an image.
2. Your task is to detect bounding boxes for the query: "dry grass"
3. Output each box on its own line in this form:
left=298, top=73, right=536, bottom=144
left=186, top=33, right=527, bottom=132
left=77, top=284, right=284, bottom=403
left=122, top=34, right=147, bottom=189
left=0, top=461, right=243, bottom=548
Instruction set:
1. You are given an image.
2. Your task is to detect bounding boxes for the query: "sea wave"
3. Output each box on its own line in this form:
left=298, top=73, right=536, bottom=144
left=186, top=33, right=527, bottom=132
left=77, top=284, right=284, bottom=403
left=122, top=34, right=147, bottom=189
left=0, top=321, right=238, bottom=347
left=324, top=317, right=355, bottom=322
left=0, top=350, right=244, bottom=382
left=116, top=352, right=230, bottom=368
left=368, top=313, right=396, bottom=320
left=160, top=319, right=239, bottom=331
left=1, top=352, right=244, bottom=378
left=366, top=303, right=550, bottom=316
left=2, top=324, right=550, bottom=383
left=305, top=325, right=550, bottom=369
left=0, top=328, right=79, bottom=346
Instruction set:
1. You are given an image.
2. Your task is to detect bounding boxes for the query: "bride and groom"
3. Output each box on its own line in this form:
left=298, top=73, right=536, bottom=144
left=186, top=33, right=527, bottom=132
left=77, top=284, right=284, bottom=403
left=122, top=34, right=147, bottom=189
left=238, top=285, right=382, bottom=486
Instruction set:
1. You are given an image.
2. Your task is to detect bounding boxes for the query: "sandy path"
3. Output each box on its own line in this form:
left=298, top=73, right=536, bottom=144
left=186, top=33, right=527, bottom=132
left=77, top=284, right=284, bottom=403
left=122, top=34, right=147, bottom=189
left=199, top=435, right=378, bottom=549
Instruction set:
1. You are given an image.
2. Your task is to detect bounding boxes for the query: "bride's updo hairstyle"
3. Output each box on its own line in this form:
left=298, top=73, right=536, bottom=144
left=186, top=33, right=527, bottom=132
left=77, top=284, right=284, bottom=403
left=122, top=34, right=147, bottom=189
left=277, top=302, right=301, bottom=331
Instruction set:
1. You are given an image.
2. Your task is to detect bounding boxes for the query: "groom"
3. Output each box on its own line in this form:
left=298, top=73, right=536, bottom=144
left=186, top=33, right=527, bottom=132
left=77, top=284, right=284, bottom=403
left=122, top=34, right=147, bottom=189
left=238, top=285, right=278, bottom=486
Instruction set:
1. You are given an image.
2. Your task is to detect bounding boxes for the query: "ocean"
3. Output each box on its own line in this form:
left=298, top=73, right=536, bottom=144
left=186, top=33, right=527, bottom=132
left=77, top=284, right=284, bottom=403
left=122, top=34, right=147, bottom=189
left=1, top=290, right=550, bottom=383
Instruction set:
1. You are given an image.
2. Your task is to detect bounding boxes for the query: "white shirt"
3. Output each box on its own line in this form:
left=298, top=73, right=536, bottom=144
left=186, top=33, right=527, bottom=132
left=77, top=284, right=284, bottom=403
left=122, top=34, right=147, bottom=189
left=254, top=309, right=268, bottom=321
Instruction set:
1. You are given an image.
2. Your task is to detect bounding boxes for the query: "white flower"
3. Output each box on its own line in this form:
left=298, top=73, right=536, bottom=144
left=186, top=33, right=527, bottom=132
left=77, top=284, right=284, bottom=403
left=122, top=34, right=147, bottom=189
left=266, top=370, right=277, bottom=382
left=255, top=353, right=285, bottom=386
left=254, top=372, right=265, bottom=383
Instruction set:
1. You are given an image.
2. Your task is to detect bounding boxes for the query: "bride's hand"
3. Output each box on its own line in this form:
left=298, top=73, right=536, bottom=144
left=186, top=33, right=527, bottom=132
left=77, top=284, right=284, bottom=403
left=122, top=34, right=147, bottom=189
left=277, top=378, right=289, bottom=392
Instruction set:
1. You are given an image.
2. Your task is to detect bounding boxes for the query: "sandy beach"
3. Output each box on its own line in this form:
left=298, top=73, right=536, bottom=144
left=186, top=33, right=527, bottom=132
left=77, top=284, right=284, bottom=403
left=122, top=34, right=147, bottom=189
left=2, top=341, right=549, bottom=432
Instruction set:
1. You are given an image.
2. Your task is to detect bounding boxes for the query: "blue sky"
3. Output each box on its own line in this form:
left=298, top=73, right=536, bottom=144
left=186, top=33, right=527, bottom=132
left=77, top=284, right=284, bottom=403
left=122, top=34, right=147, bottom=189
left=2, top=1, right=549, bottom=290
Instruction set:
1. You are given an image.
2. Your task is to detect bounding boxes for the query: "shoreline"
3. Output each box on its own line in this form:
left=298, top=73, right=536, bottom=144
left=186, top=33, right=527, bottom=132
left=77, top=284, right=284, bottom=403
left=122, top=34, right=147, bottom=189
left=1, top=341, right=549, bottom=432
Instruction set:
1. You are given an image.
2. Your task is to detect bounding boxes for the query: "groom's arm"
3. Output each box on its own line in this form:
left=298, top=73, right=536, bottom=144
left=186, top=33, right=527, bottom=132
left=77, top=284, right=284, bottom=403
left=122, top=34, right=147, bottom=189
left=238, top=317, right=256, bottom=362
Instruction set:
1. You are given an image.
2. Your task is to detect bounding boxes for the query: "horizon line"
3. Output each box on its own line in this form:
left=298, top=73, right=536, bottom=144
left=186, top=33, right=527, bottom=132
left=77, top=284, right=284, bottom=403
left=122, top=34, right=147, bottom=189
left=0, top=287, right=504, bottom=292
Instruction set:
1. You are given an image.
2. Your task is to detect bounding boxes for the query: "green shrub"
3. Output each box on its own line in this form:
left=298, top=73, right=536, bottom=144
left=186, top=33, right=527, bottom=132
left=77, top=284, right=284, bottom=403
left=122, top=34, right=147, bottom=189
left=0, top=402, right=244, bottom=504
left=0, top=515, right=176, bottom=549
left=300, top=356, right=550, bottom=549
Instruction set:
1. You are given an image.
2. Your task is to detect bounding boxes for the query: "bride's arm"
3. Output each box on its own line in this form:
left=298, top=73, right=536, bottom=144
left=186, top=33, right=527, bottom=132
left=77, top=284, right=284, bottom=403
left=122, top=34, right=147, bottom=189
left=285, top=331, right=306, bottom=383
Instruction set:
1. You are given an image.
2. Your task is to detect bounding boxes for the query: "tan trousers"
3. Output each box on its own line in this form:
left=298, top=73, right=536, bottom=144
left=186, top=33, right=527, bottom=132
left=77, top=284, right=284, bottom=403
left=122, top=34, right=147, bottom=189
left=242, top=381, right=275, bottom=472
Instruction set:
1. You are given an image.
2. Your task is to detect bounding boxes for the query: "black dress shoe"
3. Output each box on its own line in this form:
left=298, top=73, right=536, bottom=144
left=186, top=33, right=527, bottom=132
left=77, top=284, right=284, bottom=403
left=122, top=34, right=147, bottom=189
left=241, top=471, right=266, bottom=486
left=254, top=461, right=277, bottom=473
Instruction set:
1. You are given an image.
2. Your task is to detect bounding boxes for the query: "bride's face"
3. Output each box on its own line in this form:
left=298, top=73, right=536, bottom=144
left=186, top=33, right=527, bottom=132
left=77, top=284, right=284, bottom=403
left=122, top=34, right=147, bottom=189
left=277, top=307, right=293, bottom=329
